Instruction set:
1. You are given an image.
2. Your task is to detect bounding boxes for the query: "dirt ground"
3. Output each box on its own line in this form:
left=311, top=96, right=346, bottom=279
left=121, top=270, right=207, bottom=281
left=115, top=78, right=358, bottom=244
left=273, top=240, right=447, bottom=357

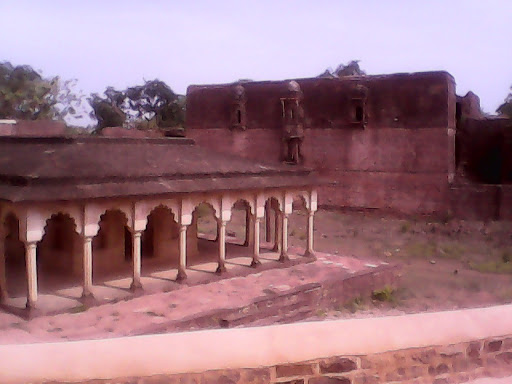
left=200, top=205, right=512, bottom=317
left=283, top=207, right=512, bottom=318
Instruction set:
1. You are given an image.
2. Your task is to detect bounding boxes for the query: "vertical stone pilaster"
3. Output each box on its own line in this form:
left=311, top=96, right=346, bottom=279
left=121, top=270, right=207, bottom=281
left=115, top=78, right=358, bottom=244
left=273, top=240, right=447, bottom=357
left=25, top=241, right=38, bottom=309
left=279, top=214, right=289, bottom=262
left=304, top=210, right=315, bottom=258
left=251, top=217, right=261, bottom=268
left=130, top=231, right=143, bottom=290
left=243, top=208, right=251, bottom=247
left=82, top=236, right=93, bottom=298
left=0, top=228, right=7, bottom=303
left=177, top=224, right=188, bottom=282
left=216, top=220, right=227, bottom=274
left=264, top=203, right=272, bottom=243
left=272, top=211, right=282, bottom=253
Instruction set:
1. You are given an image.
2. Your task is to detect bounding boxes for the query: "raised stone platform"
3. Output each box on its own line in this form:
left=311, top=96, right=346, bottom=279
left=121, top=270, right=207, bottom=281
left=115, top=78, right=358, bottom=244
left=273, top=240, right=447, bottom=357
left=0, top=249, right=398, bottom=344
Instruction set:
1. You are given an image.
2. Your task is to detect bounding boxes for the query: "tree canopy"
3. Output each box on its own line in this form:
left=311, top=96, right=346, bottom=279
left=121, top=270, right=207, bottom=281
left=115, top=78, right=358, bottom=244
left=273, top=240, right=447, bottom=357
left=496, top=86, right=512, bottom=118
left=0, top=61, right=84, bottom=122
left=89, top=79, right=185, bottom=131
left=318, top=60, right=367, bottom=78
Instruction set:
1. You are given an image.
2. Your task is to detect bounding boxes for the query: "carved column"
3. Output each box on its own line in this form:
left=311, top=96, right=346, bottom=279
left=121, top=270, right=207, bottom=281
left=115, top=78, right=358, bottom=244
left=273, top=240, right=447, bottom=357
left=264, top=203, right=272, bottom=243
left=25, top=241, right=38, bottom=309
left=216, top=220, right=227, bottom=274
left=272, top=210, right=282, bottom=253
left=251, top=217, right=261, bottom=268
left=279, top=214, right=290, bottom=262
left=130, top=231, right=142, bottom=290
left=0, top=227, right=7, bottom=303
left=304, top=210, right=315, bottom=257
left=82, top=236, right=93, bottom=298
left=243, top=209, right=251, bottom=247
left=177, top=224, right=188, bottom=281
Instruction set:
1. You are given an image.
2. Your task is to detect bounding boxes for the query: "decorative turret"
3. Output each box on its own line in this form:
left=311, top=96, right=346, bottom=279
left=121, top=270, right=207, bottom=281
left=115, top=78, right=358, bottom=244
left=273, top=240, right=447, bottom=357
left=230, top=84, right=247, bottom=130
left=351, top=84, right=368, bottom=128
left=280, top=81, right=305, bottom=164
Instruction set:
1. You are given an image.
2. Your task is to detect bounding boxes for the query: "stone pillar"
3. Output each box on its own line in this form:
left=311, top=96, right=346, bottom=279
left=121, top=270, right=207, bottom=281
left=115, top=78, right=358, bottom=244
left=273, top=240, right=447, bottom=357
left=177, top=224, right=188, bottom=281
left=272, top=210, right=282, bottom=253
left=0, top=229, right=7, bottom=303
left=130, top=231, right=142, bottom=290
left=82, top=236, right=93, bottom=298
left=251, top=217, right=261, bottom=268
left=264, top=204, right=271, bottom=242
left=304, top=210, right=315, bottom=257
left=25, top=242, right=38, bottom=309
left=216, top=220, right=227, bottom=274
left=243, top=208, right=251, bottom=247
left=279, top=214, right=289, bottom=262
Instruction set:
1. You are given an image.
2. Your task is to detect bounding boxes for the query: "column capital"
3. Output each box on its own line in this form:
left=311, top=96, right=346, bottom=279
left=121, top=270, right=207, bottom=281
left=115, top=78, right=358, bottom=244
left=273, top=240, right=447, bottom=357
left=24, top=241, right=38, bottom=249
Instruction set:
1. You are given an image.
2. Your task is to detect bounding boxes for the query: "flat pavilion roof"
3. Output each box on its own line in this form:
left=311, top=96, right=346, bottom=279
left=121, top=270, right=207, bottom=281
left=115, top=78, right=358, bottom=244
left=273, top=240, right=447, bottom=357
left=0, top=136, right=320, bottom=203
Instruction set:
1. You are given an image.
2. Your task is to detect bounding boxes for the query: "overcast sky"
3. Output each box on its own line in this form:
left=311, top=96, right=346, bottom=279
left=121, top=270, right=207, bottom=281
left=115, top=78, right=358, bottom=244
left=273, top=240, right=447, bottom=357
left=1, top=0, right=511, bottom=121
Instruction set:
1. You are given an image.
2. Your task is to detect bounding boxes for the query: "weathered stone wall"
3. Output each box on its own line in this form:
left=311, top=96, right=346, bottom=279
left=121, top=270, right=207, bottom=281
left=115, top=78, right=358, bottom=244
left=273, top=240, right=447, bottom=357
left=58, top=336, right=512, bottom=384
left=3, top=304, right=512, bottom=383
left=449, top=184, right=512, bottom=221
left=186, top=72, right=456, bottom=215
left=0, top=120, right=67, bottom=136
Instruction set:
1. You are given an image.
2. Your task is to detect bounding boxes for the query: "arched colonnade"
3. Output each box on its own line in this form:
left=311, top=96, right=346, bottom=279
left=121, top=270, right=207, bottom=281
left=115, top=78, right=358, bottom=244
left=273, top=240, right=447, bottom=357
left=0, top=189, right=317, bottom=309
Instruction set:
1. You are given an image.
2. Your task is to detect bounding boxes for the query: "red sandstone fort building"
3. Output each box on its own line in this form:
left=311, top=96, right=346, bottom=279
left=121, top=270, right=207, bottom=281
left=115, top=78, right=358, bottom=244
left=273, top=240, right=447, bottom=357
left=0, top=69, right=510, bottom=311
left=186, top=71, right=511, bottom=220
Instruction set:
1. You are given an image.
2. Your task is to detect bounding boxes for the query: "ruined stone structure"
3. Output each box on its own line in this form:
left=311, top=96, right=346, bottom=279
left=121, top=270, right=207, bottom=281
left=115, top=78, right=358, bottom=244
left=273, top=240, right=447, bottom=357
left=0, top=136, right=319, bottom=310
left=187, top=71, right=512, bottom=220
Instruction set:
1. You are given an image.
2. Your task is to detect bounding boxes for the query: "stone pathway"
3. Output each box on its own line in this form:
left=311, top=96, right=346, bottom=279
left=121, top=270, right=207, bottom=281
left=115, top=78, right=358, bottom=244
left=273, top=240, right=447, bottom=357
left=0, top=249, right=389, bottom=344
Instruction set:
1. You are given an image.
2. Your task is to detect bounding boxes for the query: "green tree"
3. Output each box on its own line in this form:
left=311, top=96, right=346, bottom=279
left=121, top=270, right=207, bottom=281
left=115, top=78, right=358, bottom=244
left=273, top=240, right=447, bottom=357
left=88, top=87, right=126, bottom=131
left=496, top=86, right=512, bottom=118
left=89, top=79, right=185, bottom=132
left=318, top=60, right=367, bottom=78
left=125, top=79, right=184, bottom=128
left=0, top=61, right=83, bottom=122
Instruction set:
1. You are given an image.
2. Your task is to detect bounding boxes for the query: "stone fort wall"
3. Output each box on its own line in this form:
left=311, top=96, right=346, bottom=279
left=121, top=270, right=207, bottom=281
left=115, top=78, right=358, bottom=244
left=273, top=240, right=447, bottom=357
left=186, top=72, right=456, bottom=216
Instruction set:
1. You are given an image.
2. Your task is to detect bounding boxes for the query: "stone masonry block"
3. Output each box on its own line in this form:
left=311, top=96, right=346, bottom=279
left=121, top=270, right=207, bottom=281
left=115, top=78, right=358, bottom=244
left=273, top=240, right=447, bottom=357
left=484, top=339, right=503, bottom=353
left=202, top=370, right=241, bottom=384
left=467, top=341, right=482, bottom=359
left=136, top=374, right=202, bottom=384
left=410, top=348, right=437, bottom=364
left=319, top=357, right=358, bottom=374
left=276, top=380, right=305, bottom=384
left=241, top=368, right=272, bottom=384
left=275, top=363, right=316, bottom=378
left=308, top=377, right=351, bottom=384
left=439, top=344, right=466, bottom=358
left=503, top=337, right=512, bottom=351
left=496, top=351, right=512, bottom=364
left=351, top=373, right=380, bottom=384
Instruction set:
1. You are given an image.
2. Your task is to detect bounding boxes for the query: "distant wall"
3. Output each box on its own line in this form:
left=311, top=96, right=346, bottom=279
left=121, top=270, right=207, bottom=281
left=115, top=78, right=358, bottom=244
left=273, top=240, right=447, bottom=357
left=187, top=72, right=456, bottom=215
left=456, top=117, right=512, bottom=185
left=0, top=120, right=67, bottom=137
left=99, top=126, right=165, bottom=138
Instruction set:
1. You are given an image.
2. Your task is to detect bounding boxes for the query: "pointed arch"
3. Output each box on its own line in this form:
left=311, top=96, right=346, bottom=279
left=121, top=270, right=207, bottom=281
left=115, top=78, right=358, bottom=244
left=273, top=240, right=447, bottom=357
left=37, top=212, right=82, bottom=278
left=92, top=209, right=132, bottom=279
left=142, top=205, right=179, bottom=262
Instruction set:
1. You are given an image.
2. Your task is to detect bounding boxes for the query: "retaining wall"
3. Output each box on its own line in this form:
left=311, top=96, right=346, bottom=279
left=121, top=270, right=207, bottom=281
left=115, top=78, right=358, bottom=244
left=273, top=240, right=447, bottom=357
left=1, top=305, right=512, bottom=383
